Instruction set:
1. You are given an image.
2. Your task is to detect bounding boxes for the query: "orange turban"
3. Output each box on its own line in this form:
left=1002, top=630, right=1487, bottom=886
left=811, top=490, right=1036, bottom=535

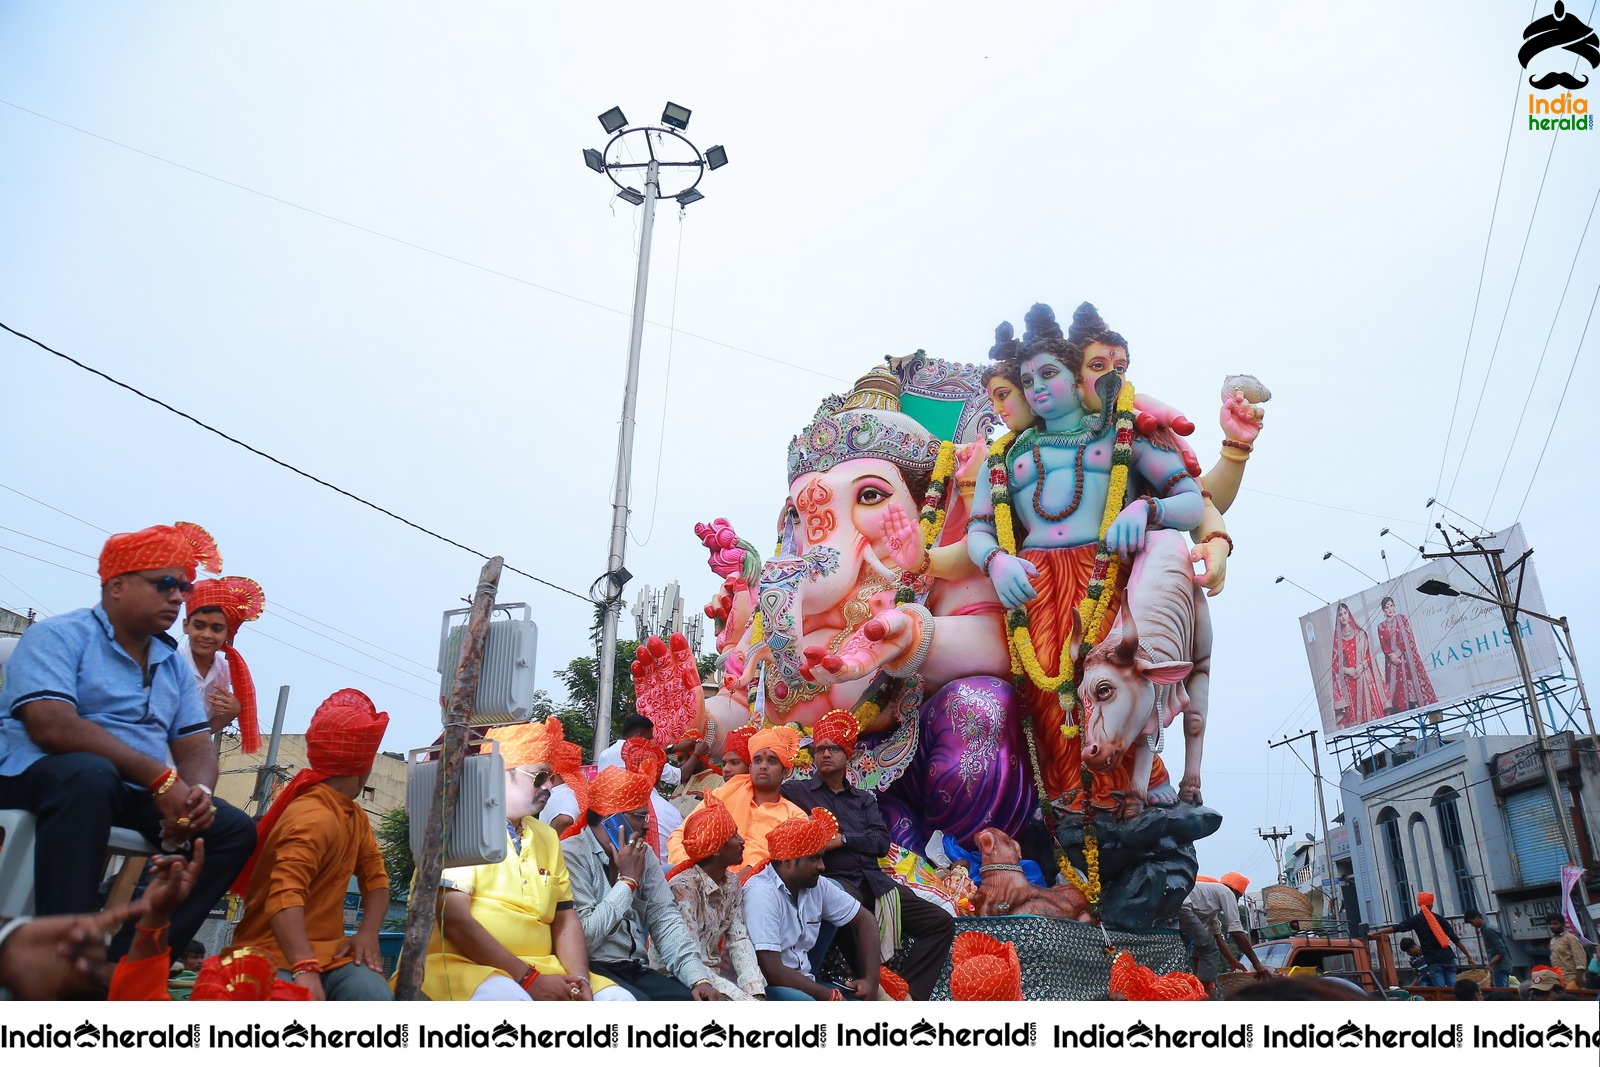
left=1416, top=891, right=1449, bottom=947
left=949, top=932, right=1023, bottom=1001
left=811, top=710, right=859, bottom=755
left=589, top=766, right=655, bottom=818
left=1220, top=872, right=1249, bottom=897
left=749, top=726, right=801, bottom=769
left=1108, top=950, right=1206, bottom=1001
left=98, top=521, right=220, bottom=583
left=486, top=718, right=589, bottom=838
left=722, top=725, right=755, bottom=764
left=665, top=796, right=739, bottom=880
left=185, top=576, right=266, bottom=754
left=193, top=948, right=309, bottom=1001
left=622, top=736, right=667, bottom=786
left=878, top=966, right=910, bottom=1001
left=231, top=689, right=390, bottom=894
left=766, top=807, right=839, bottom=862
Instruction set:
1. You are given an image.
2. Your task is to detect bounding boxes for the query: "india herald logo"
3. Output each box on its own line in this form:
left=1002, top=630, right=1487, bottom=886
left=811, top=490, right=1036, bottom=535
left=1520, top=2, right=1599, bottom=90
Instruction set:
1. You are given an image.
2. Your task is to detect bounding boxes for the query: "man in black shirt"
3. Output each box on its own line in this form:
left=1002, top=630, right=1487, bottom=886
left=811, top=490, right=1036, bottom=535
left=782, top=711, right=954, bottom=999
left=1463, top=908, right=1512, bottom=988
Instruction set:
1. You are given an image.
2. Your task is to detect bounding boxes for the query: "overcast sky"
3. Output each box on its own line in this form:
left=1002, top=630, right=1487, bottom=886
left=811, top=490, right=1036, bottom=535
left=2, top=2, right=1596, bottom=887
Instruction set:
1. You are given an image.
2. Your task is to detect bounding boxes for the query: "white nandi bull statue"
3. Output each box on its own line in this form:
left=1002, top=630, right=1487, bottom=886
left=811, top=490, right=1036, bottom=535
left=1077, top=529, right=1213, bottom=814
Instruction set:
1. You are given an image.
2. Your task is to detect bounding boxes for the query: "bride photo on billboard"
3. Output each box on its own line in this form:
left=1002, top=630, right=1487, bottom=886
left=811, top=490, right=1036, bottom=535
left=1330, top=601, right=1391, bottom=729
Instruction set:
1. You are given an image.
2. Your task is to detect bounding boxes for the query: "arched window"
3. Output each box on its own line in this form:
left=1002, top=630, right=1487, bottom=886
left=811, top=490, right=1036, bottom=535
left=1376, top=807, right=1411, bottom=920
left=1432, top=787, right=1478, bottom=914
left=1409, top=813, right=1441, bottom=903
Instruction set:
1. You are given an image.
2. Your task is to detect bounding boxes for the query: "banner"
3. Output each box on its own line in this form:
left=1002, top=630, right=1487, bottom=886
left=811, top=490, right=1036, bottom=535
left=1298, top=525, right=1561, bottom=738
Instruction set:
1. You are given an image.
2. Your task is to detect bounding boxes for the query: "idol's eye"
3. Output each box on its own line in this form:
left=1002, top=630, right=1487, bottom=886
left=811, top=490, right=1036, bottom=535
left=1020, top=375, right=1034, bottom=389
left=1094, top=681, right=1115, bottom=701
left=857, top=486, right=889, bottom=505
left=1040, top=365, right=1058, bottom=378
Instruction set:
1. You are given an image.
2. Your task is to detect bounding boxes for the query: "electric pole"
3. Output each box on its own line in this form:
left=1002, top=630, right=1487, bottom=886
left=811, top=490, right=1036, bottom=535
left=1270, top=729, right=1336, bottom=916
left=1256, top=825, right=1293, bottom=880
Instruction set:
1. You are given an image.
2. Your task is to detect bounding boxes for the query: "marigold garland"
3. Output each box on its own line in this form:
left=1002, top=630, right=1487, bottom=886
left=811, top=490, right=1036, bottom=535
left=897, top=440, right=957, bottom=606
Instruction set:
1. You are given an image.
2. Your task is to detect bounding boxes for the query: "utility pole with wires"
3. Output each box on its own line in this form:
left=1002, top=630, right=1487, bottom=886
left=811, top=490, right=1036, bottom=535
left=1256, top=826, right=1293, bottom=881
left=583, top=103, right=727, bottom=755
left=1269, top=729, right=1337, bottom=916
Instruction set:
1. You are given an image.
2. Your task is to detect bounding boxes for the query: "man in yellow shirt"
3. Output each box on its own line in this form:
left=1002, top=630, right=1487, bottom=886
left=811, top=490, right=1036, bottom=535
left=667, top=727, right=805, bottom=870
left=420, top=720, right=634, bottom=1002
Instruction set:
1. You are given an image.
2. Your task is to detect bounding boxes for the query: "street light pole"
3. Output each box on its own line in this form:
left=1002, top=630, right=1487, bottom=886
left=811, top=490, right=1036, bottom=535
left=594, top=157, right=658, bottom=757
left=1269, top=729, right=1337, bottom=917
left=585, top=105, right=726, bottom=756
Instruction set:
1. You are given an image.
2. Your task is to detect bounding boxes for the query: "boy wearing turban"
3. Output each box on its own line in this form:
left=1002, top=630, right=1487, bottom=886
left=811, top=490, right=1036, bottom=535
left=421, top=720, right=633, bottom=1002
left=667, top=726, right=806, bottom=870
left=228, top=689, right=393, bottom=999
left=181, top=576, right=265, bottom=752
left=0, top=522, right=255, bottom=956
left=561, top=765, right=723, bottom=1000
left=1373, top=891, right=1475, bottom=988
left=664, top=799, right=766, bottom=1000
left=782, top=710, right=954, bottom=999
left=741, top=807, right=882, bottom=1001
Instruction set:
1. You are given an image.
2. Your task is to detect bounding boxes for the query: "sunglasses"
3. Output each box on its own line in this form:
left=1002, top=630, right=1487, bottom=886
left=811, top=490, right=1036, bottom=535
left=515, top=768, right=552, bottom=789
left=135, top=573, right=195, bottom=595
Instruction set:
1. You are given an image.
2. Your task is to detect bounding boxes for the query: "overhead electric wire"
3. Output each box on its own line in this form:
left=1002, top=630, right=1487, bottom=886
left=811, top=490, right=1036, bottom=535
left=0, top=480, right=111, bottom=533
left=248, top=626, right=437, bottom=703
left=0, top=98, right=849, bottom=386
left=1515, top=276, right=1600, bottom=522
left=261, top=609, right=439, bottom=684
left=1442, top=130, right=1562, bottom=508
left=1430, top=32, right=1533, bottom=511
left=1, top=320, right=591, bottom=604
left=1482, top=180, right=1600, bottom=524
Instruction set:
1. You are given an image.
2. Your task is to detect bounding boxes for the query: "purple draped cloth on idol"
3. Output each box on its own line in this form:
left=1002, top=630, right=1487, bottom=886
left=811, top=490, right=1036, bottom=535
left=858, top=675, right=1035, bottom=853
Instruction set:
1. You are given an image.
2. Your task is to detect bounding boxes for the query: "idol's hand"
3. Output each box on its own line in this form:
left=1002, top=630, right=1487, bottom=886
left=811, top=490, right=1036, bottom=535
left=989, top=553, right=1039, bottom=610
left=1190, top=540, right=1227, bottom=597
left=1104, top=502, right=1150, bottom=561
left=952, top=442, right=984, bottom=497
left=799, top=608, right=917, bottom=685
left=1220, top=392, right=1265, bottom=444
left=879, top=503, right=925, bottom=574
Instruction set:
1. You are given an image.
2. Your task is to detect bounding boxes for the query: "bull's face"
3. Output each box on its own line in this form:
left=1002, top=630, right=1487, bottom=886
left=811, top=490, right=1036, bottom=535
left=1078, top=637, right=1193, bottom=773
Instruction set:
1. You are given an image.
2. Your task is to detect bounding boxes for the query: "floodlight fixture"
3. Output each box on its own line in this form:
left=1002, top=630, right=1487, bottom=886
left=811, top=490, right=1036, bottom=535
left=599, top=106, right=628, bottom=133
left=616, top=187, right=646, bottom=206
left=1417, top=578, right=1460, bottom=598
left=705, top=144, right=728, bottom=170
left=677, top=189, right=704, bottom=207
left=584, top=148, right=605, bottom=173
left=661, top=102, right=691, bottom=130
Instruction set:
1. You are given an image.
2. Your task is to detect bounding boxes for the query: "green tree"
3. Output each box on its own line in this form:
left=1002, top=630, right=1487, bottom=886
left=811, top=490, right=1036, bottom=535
left=375, top=808, right=413, bottom=928
left=556, top=638, right=640, bottom=762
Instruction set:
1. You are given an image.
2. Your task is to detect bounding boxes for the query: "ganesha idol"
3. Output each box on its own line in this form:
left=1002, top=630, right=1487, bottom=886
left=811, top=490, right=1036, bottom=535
left=678, top=367, right=1036, bottom=854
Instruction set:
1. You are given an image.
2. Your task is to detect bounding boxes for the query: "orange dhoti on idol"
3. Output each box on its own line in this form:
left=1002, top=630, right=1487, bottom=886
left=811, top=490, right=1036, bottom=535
left=1017, top=546, right=1167, bottom=805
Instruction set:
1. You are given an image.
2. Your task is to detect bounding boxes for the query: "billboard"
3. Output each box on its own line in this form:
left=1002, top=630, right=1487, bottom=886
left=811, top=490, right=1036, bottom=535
left=1299, top=525, right=1561, bottom=737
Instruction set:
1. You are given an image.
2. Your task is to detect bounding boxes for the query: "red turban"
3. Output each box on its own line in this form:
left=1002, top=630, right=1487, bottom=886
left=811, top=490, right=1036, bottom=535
left=749, top=726, right=801, bottom=769
left=722, top=726, right=755, bottom=765
left=622, top=736, right=668, bottom=786
left=878, top=966, right=910, bottom=1001
left=589, top=765, right=655, bottom=818
left=948, top=932, right=1023, bottom=1001
left=811, top=710, right=859, bottom=755
left=767, top=807, right=838, bottom=862
left=1108, top=949, right=1206, bottom=1001
left=231, top=689, right=390, bottom=894
left=1220, top=872, right=1249, bottom=897
left=665, top=796, right=739, bottom=880
left=98, top=521, right=220, bottom=583
left=193, top=948, right=310, bottom=1001
left=185, top=576, right=266, bottom=754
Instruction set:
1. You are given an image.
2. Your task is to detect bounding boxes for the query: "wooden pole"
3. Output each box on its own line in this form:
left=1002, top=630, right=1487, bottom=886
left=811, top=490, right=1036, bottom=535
left=393, top=556, right=502, bottom=1000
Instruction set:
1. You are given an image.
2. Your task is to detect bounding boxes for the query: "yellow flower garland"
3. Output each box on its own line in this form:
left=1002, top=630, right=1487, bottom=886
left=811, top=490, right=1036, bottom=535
left=917, top=440, right=957, bottom=549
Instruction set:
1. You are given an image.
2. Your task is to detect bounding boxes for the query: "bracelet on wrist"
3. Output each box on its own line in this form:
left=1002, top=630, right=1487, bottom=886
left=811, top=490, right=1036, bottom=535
left=980, top=547, right=1005, bottom=577
left=149, top=768, right=179, bottom=796
left=518, top=965, right=541, bottom=991
left=1201, top=530, right=1234, bottom=556
left=289, top=957, right=322, bottom=976
left=618, top=876, right=639, bottom=893
left=1221, top=439, right=1254, bottom=456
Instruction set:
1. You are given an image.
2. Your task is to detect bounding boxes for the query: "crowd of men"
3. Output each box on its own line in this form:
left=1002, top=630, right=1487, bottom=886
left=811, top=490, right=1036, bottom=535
left=0, top=522, right=1594, bottom=1003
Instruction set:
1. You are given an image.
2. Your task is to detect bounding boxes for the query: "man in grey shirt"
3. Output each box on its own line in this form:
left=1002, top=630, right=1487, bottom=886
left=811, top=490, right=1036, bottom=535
left=561, top=765, right=725, bottom=1000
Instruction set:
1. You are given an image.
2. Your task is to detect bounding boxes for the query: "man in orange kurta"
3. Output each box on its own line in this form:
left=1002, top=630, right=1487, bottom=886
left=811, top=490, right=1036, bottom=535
left=228, top=689, right=393, bottom=1000
left=667, top=727, right=805, bottom=869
